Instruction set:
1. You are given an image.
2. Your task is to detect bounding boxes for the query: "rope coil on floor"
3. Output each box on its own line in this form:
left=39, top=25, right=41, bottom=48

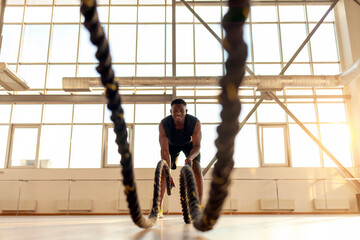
left=80, top=0, right=172, bottom=229
left=179, top=0, right=249, bottom=232
left=80, top=0, right=248, bottom=231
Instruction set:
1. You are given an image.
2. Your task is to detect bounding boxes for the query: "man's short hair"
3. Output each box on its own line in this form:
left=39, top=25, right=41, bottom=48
left=171, top=98, right=187, bottom=106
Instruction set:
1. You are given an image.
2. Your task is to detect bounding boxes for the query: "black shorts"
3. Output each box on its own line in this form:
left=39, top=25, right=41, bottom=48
left=169, top=142, right=200, bottom=170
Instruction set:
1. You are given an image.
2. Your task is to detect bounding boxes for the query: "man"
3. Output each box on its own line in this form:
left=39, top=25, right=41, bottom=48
left=158, top=98, right=203, bottom=218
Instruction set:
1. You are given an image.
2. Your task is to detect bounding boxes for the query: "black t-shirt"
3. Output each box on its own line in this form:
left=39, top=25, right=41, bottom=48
left=161, top=114, right=198, bottom=146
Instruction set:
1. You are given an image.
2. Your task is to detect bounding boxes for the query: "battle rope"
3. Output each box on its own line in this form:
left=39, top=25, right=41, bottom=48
left=179, top=0, right=249, bottom=231
left=80, top=0, right=248, bottom=232
left=80, top=0, right=172, bottom=229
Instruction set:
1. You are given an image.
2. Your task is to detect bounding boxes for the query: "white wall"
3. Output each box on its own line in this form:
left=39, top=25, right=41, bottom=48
left=0, top=167, right=358, bottom=214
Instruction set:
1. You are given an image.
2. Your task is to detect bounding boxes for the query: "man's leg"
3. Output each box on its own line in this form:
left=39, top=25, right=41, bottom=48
left=183, top=142, right=203, bottom=203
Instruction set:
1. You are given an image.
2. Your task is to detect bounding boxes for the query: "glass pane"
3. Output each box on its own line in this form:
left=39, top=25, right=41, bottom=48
left=10, top=128, right=38, bottom=167
left=316, top=89, right=343, bottom=95
left=113, top=64, right=135, bottom=77
left=234, top=124, right=259, bottom=167
left=137, top=25, right=165, bottom=63
left=111, top=0, right=137, bottom=3
left=43, top=104, right=73, bottom=123
left=109, top=6, right=137, bottom=22
left=136, top=64, right=164, bottom=77
left=244, top=24, right=252, bottom=62
left=196, top=104, right=221, bottom=123
left=109, top=25, right=136, bottom=63
left=254, top=64, right=281, bottom=75
left=175, top=6, right=194, bottom=22
left=280, top=24, right=309, bottom=62
left=3, top=7, right=24, bottom=23
left=286, top=88, right=313, bottom=96
left=252, top=24, right=280, bottom=62
left=138, top=6, right=164, bottom=22
left=177, top=64, right=194, bottom=76
left=287, top=103, right=316, bottom=123
left=134, top=125, right=160, bottom=168
left=166, top=24, right=172, bottom=63
left=0, top=25, right=22, bottom=62
left=27, top=0, right=53, bottom=4
left=257, top=103, right=286, bottom=122
left=195, top=64, right=223, bottom=76
left=104, top=104, right=134, bottom=123
left=176, top=24, right=194, bottom=62
left=24, top=6, right=52, bottom=23
left=6, top=0, right=25, bottom=4
left=318, top=103, right=347, bottom=123
left=135, top=104, right=164, bottom=123
left=290, top=124, right=321, bottom=167
left=12, top=104, right=42, bottom=123
left=106, top=127, right=131, bottom=165
left=18, top=64, right=46, bottom=89
left=0, top=126, right=9, bottom=168
left=0, top=105, right=11, bottom=123
left=251, top=6, right=277, bottom=22
left=307, top=5, right=334, bottom=22
left=313, top=63, right=340, bottom=75
left=73, top=104, right=103, bottom=123
left=46, top=65, right=76, bottom=88
left=78, top=25, right=98, bottom=63
left=195, top=88, right=220, bottom=96
left=176, top=88, right=194, bottom=97
left=239, top=103, right=256, bottom=123
left=70, top=125, right=102, bottom=168
left=39, top=125, right=71, bottom=168
left=96, top=6, right=109, bottom=23
left=279, top=6, right=305, bottom=22
left=310, top=23, right=338, bottom=62
left=20, top=25, right=50, bottom=63
left=77, top=65, right=99, bottom=77
left=200, top=124, right=217, bottom=168
left=53, top=7, right=80, bottom=23
left=321, top=124, right=352, bottom=167
left=195, top=24, right=222, bottom=62
left=49, top=25, right=79, bottom=63
left=284, top=64, right=311, bottom=75
left=262, top=127, right=286, bottom=164
left=54, top=0, right=80, bottom=4
left=194, top=6, right=222, bottom=23
left=139, top=0, right=163, bottom=4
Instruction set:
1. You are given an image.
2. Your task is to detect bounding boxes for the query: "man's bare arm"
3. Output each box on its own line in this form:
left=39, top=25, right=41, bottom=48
left=159, top=123, right=176, bottom=187
left=185, top=120, right=201, bottom=164
left=159, top=123, right=170, bottom=165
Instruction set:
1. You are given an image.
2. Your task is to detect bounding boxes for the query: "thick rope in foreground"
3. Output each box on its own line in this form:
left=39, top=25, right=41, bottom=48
left=179, top=0, right=249, bottom=232
left=80, top=0, right=172, bottom=229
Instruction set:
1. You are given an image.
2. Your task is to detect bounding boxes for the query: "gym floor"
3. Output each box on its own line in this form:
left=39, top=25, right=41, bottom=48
left=1, top=214, right=358, bottom=240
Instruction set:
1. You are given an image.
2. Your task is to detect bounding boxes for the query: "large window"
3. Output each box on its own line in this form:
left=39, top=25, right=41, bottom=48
left=0, top=1, right=350, bottom=169
left=0, top=1, right=340, bottom=92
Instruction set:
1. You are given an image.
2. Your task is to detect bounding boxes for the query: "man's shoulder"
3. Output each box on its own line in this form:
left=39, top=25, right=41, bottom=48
left=161, top=115, right=173, bottom=126
left=186, top=114, right=198, bottom=122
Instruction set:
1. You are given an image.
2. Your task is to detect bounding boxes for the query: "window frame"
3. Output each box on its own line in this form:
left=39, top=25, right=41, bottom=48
left=259, top=123, right=290, bottom=167
left=7, top=124, right=41, bottom=169
left=103, top=123, right=134, bottom=168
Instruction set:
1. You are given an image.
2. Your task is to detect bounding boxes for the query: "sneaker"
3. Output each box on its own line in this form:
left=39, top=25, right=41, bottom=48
left=158, top=207, right=164, bottom=219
